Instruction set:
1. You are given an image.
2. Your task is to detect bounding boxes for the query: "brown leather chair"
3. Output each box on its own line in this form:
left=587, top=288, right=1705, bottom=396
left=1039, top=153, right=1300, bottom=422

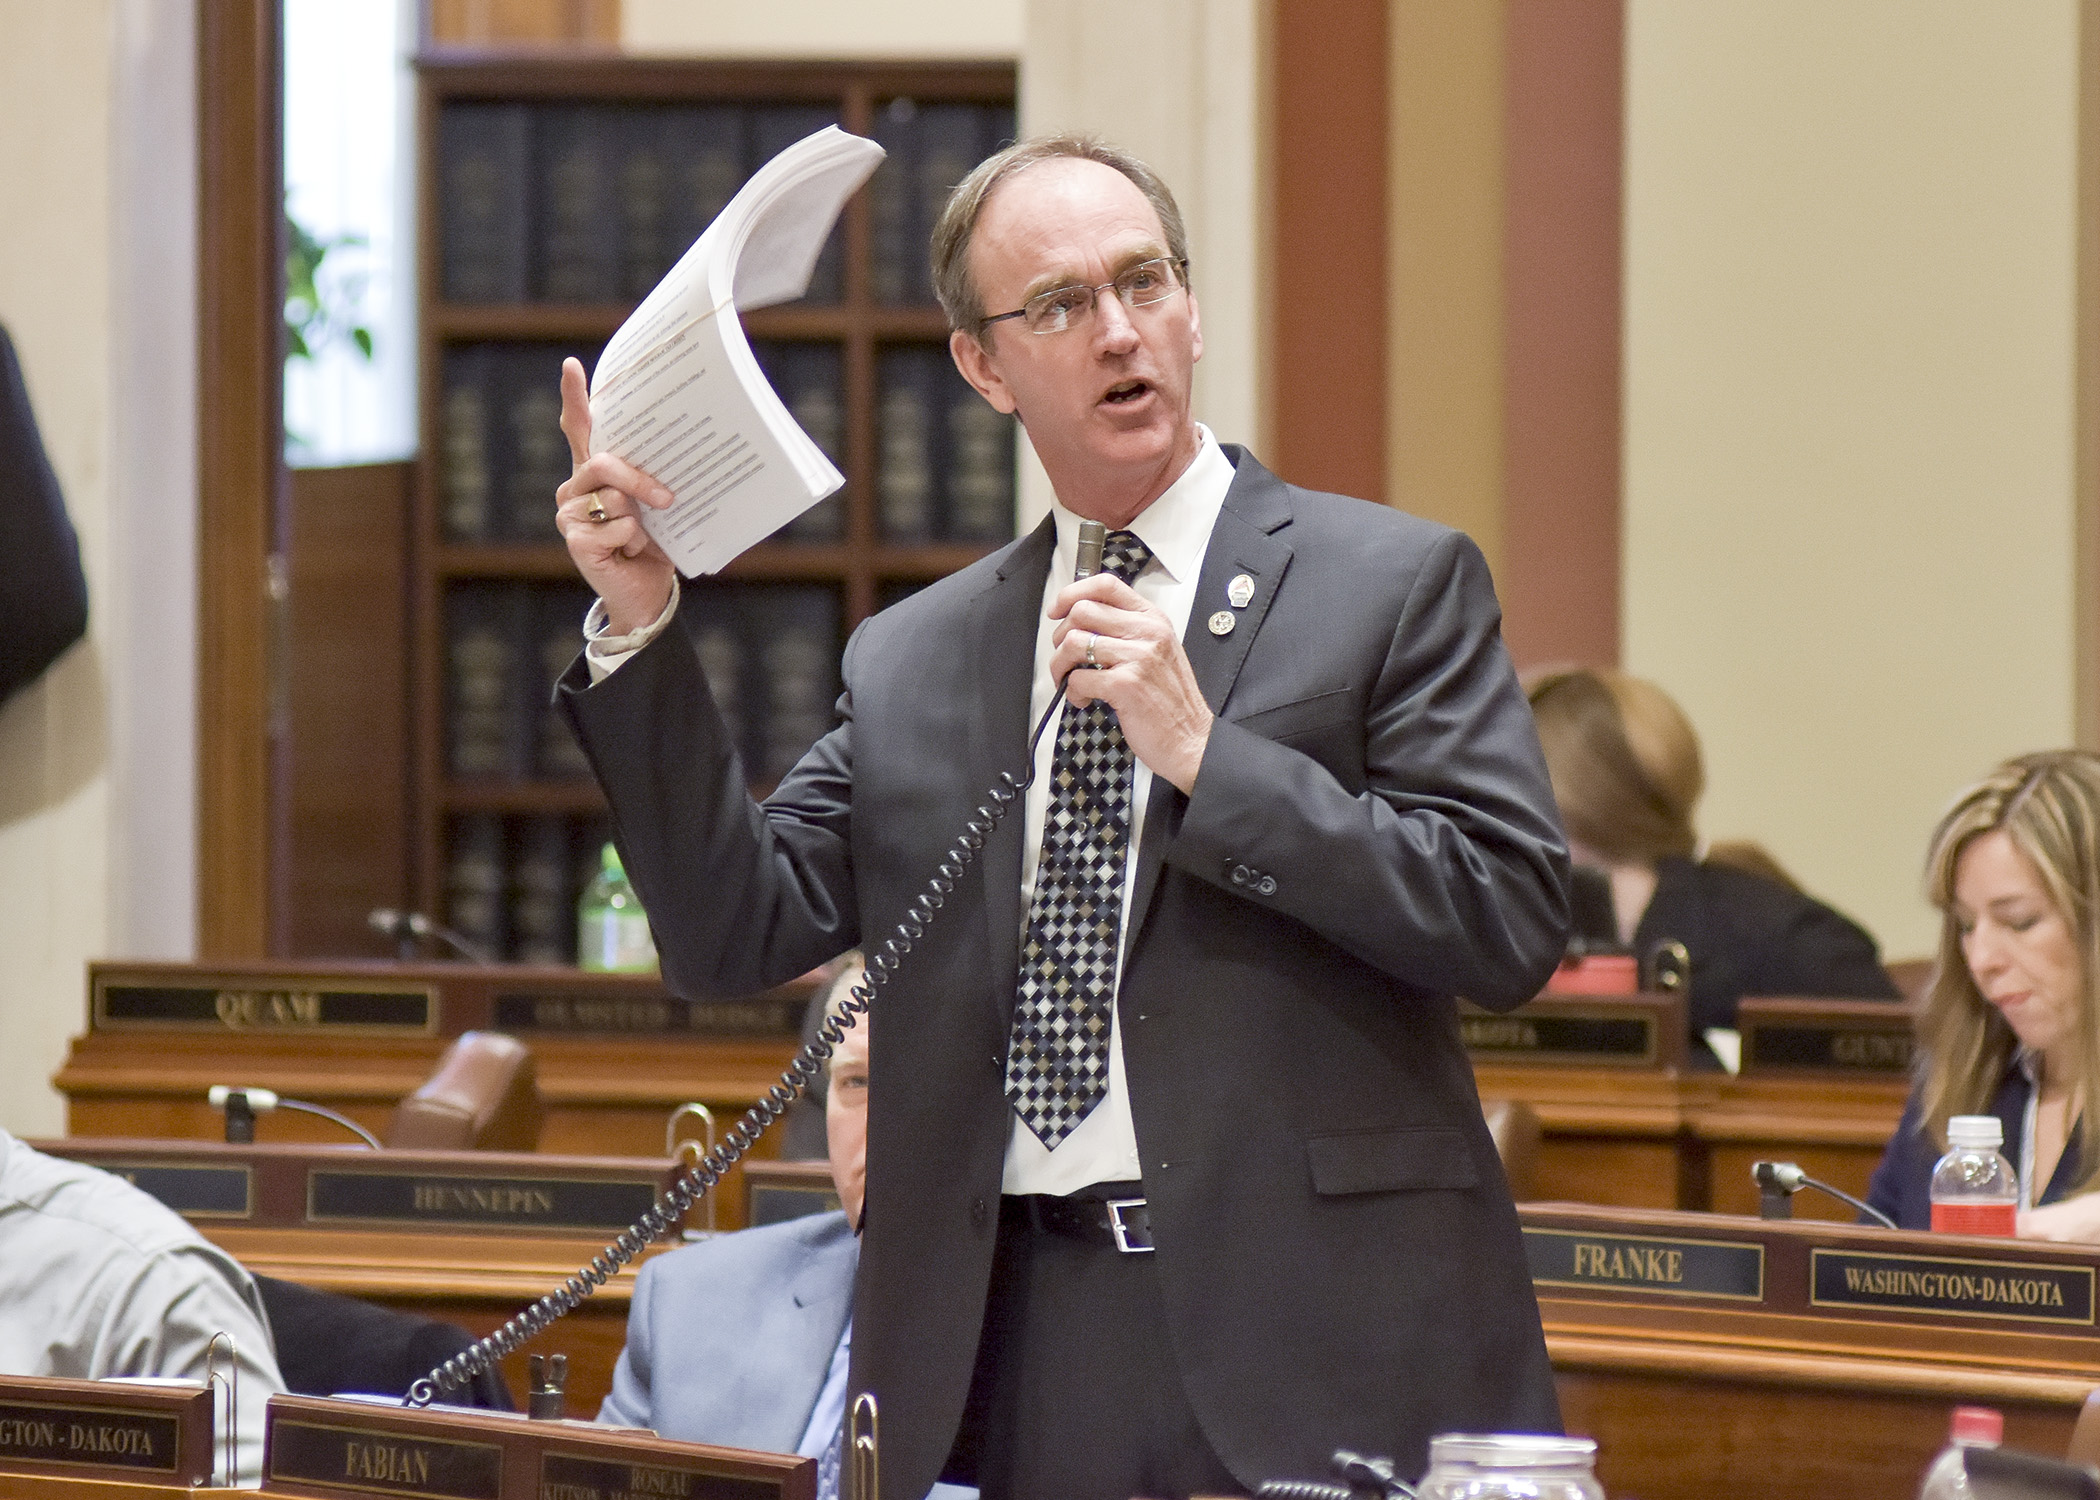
left=385, top=1030, right=542, bottom=1151
left=1481, top=1097, right=1541, bottom=1201
left=1886, top=957, right=1935, bottom=1003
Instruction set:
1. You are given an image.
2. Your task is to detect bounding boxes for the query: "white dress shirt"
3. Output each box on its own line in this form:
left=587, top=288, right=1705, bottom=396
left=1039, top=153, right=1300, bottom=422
left=584, top=428, right=1237, bottom=1197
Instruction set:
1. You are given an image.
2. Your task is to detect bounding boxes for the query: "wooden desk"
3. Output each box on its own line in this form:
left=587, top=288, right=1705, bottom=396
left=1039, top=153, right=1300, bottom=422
left=1524, top=1203, right=2100, bottom=1498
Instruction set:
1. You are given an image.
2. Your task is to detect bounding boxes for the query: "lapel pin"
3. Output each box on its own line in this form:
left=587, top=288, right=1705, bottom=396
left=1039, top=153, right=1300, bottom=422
left=1208, top=610, right=1236, bottom=637
left=1227, top=573, right=1255, bottom=609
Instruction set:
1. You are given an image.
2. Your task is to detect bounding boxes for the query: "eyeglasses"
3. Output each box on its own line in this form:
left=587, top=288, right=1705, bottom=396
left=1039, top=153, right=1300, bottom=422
left=979, top=257, right=1189, bottom=336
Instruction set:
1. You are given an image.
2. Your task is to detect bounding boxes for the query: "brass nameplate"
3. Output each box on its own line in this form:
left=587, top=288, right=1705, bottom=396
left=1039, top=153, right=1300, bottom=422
left=96, top=981, right=436, bottom=1035
left=1810, top=1248, right=2096, bottom=1326
left=268, top=1419, right=503, bottom=1500
left=102, top=1161, right=253, bottom=1219
left=1462, top=1010, right=1657, bottom=1065
left=307, top=1170, right=661, bottom=1232
left=1526, top=1227, right=1766, bottom=1301
left=542, top=1450, right=784, bottom=1500
left=492, top=993, right=800, bottom=1037
left=1744, top=1022, right=1914, bottom=1073
left=0, top=1399, right=183, bottom=1473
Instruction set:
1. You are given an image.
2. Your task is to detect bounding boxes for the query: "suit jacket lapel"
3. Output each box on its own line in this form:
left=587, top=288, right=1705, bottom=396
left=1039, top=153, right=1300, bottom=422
left=967, top=515, right=1055, bottom=1013
left=1123, top=448, right=1295, bottom=953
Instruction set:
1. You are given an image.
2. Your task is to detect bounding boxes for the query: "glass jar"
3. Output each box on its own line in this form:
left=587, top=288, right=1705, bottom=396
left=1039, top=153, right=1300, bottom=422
left=1416, top=1434, right=1605, bottom=1500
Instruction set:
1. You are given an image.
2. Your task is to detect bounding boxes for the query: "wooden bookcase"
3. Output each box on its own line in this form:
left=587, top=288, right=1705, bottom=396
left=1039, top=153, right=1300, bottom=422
left=413, top=55, right=1018, bottom=959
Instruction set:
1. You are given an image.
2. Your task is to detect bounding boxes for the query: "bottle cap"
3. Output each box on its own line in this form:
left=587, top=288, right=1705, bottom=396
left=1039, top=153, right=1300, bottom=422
left=1948, top=1115, right=2005, bottom=1151
left=1950, top=1406, right=2003, bottom=1445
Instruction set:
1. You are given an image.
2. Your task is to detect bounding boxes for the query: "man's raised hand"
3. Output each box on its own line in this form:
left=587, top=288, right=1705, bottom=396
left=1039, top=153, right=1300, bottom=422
left=554, top=356, right=678, bottom=635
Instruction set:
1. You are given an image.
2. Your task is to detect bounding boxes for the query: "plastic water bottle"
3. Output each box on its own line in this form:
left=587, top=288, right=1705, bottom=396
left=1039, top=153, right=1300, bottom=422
left=1930, top=1115, right=2017, bottom=1236
left=577, top=842, right=657, bottom=972
left=1416, top=1434, right=1604, bottom=1500
left=1918, top=1406, right=2003, bottom=1499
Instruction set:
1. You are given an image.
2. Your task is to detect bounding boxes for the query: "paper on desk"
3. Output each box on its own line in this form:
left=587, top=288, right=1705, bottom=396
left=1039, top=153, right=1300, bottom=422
left=588, top=126, right=885, bottom=576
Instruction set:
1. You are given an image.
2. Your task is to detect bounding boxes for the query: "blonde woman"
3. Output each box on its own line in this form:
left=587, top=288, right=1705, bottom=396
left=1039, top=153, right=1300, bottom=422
left=1867, top=752, right=2100, bottom=1236
left=1525, top=668, right=1898, bottom=1065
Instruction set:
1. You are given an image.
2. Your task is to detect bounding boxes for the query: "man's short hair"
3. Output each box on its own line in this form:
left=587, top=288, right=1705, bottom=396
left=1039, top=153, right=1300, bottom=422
left=930, top=132, right=1192, bottom=341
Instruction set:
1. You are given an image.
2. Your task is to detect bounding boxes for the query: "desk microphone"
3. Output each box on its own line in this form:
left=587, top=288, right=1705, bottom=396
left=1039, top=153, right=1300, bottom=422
left=207, top=1085, right=382, bottom=1149
left=1753, top=1160, right=1896, bottom=1229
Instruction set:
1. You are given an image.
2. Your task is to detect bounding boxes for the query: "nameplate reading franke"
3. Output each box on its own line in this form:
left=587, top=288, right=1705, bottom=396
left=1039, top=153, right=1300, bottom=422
left=1744, top=1023, right=1914, bottom=1073
left=1810, top=1248, right=2096, bottom=1325
left=1525, top=1227, right=1766, bottom=1301
left=0, top=1400, right=181, bottom=1473
left=269, top=1420, right=503, bottom=1500
left=541, top=1451, right=786, bottom=1500
left=492, top=994, right=800, bottom=1037
left=97, top=983, right=435, bottom=1034
left=1461, top=1012, right=1657, bottom=1064
left=308, top=1171, right=662, bottom=1232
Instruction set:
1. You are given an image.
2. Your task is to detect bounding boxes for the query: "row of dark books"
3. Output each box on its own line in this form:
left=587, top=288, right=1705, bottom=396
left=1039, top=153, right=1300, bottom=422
left=444, top=813, right=613, bottom=965
left=446, top=580, right=843, bottom=788
left=439, top=98, right=1013, bottom=308
left=440, top=339, right=1016, bottom=546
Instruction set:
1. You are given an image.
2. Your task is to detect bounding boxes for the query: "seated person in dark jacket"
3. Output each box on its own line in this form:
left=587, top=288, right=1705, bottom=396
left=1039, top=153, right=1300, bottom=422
left=1868, top=752, right=2100, bottom=1238
left=1526, top=667, right=1899, bottom=1063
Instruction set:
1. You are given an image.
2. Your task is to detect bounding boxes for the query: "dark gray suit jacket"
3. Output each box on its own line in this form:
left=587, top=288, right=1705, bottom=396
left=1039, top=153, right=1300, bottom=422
left=561, top=446, right=1571, bottom=1495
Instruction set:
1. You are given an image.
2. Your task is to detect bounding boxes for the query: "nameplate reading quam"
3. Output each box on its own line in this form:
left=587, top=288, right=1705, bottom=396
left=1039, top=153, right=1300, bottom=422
left=97, top=982, right=435, bottom=1035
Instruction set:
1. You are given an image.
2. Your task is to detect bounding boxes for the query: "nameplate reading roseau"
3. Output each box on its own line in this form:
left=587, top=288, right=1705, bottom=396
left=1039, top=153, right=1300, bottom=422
left=268, top=1419, right=503, bottom=1500
left=307, top=1170, right=661, bottom=1232
left=96, top=980, right=435, bottom=1034
left=0, top=1375, right=214, bottom=1484
left=542, top=1450, right=785, bottom=1500
left=1525, top=1228, right=1766, bottom=1301
left=1810, top=1248, right=2096, bottom=1326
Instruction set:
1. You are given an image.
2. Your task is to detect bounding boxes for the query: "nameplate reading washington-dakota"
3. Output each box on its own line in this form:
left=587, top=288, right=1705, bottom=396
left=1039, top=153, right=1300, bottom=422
left=307, top=1170, right=662, bottom=1232
left=1742, top=1022, right=1914, bottom=1073
left=95, top=980, right=436, bottom=1035
left=542, top=1450, right=789, bottom=1500
left=268, top=1420, right=503, bottom=1500
left=1460, top=1009, right=1659, bottom=1066
left=1810, top=1248, right=2096, bottom=1326
left=0, top=1400, right=182, bottom=1473
left=1525, top=1227, right=1766, bottom=1301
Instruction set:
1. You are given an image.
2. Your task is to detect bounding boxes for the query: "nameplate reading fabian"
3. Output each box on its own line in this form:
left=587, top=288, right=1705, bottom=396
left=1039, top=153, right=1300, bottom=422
left=307, top=1170, right=661, bottom=1232
left=96, top=980, right=436, bottom=1034
left=1810, top=1248, right=2096, bottom=1326
left=1525, top=1227, right=1766, bottom=1301
left=269, top=1420, right=503, bottom=1500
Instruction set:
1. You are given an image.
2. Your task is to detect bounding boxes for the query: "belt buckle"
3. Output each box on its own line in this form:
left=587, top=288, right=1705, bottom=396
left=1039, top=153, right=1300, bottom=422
left=1105, top=1197, right=1154, bottom=1254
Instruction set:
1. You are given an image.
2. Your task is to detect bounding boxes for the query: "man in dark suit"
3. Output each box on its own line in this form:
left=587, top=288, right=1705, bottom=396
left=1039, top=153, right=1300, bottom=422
left=551, top=134, right=1570, bottom=1500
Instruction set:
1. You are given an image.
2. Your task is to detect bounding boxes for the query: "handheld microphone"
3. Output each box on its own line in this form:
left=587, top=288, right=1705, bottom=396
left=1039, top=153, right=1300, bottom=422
left=1075, top=518, right=1106, bottom=580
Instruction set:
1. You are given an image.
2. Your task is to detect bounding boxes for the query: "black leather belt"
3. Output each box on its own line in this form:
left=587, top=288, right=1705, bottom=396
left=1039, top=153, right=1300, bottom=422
left=1003, top=1185, right=1154, bottom=1253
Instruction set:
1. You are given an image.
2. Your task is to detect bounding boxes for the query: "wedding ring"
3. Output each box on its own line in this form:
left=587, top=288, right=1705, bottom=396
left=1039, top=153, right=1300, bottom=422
left=1085, top=632, right=1099, bottom=667
left=587, top=497, right=610, bottom=524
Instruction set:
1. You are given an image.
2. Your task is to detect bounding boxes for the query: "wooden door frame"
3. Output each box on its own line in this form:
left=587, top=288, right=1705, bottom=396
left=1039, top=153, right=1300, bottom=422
left=196, top=0, right=283, bottom=958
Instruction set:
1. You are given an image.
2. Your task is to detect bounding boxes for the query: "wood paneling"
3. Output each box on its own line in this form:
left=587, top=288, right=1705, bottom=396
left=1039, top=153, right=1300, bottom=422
left=1500, top=0, right=1623, bottom=669
left=284, top=464, right=411, bottom=957
left=1268, top=0, right=1386, bottom=504
left=196, top=0, right=283, bottom=959
left=426, top=0, right=620, bottom=47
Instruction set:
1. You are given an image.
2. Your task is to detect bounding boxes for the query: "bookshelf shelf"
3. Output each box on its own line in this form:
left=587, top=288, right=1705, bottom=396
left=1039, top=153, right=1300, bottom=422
left=414, top=54, right=1018, bottom=965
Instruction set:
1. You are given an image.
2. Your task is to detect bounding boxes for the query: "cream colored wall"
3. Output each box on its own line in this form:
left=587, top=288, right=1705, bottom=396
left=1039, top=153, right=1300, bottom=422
left=623, top=0, right=1023, bottom=56
left=0, top=0, right=195, bottom=1134
left=1623, top=0, right=2081, bottom=960
left=1017, top=0, right=1269, bottom=527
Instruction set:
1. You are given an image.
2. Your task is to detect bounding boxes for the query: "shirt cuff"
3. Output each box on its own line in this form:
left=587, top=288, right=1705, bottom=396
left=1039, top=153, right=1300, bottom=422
left=584, top=578, right=681, bottom=684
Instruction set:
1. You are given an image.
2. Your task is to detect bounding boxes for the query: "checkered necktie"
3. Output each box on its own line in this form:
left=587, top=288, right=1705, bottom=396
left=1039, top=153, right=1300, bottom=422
left=1006, top=530, right=1153, bottom=1149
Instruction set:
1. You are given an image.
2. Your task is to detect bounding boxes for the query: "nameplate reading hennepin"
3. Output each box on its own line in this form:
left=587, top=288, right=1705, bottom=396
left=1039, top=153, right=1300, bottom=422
left=0, top=1400, right=181, bottom=1473
left=308, top=1170, right=660, bottom=1232
left=97, top=981, right=435, bottom=1034
left=269, top=1420, right=503, bottom=1500
left=542, top=1450, right=783, bottom=1500
left=1810, top=1248, right=2096, bottom=1326
left=1525, top=1227, right=1766, bottom=1301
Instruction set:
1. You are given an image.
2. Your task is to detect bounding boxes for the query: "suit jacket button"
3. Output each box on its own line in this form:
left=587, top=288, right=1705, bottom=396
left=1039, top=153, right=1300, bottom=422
left=1258, top=875, right=1278, bottom=896
left=971, top=1197, right=989, bottom=1229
